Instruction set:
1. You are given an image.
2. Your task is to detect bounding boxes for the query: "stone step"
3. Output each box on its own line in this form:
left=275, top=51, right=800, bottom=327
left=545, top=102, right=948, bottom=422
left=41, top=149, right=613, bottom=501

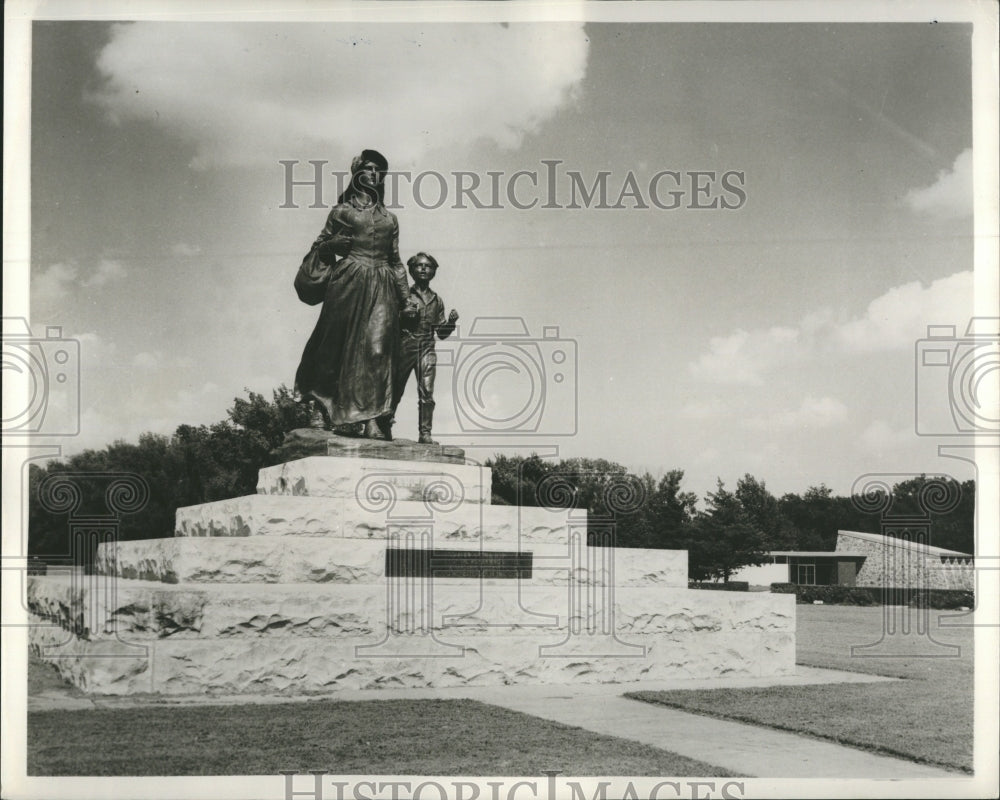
left=27, top=578, right=795, bottom=694
left=257, top=456, right=491, bottom=504
left=175, top=493, right=572, bottom=544
left=29, top=617, right=796, bottom=695
left=93, top=536, right=688, bottom=588
left=30, top=576, right=786, bottom=641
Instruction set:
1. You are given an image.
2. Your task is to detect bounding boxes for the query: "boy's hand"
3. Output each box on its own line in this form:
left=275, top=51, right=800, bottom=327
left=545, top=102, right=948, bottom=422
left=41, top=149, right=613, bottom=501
left=401, top=300, right=419, bottom=321
left=447, top=309, right=460, bottom=324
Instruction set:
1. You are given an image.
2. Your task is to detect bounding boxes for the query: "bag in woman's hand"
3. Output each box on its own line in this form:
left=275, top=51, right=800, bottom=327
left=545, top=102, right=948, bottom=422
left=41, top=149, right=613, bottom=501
left=293, top=233, right=352, bottom=305
left=294, top=246, right=333, bottom=306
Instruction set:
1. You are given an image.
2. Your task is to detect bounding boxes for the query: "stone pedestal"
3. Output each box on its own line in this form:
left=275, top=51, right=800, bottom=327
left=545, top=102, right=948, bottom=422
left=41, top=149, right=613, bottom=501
left=28, top=434, right=796, bottom=695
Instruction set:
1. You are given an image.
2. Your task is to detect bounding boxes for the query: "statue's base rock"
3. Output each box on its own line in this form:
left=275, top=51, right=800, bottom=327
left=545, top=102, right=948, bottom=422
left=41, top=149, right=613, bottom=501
left=27, top=579, right=794, bottom=695
left=271, top=428, right=466, bottom=466
left=28, top=450, right=797, bottom=695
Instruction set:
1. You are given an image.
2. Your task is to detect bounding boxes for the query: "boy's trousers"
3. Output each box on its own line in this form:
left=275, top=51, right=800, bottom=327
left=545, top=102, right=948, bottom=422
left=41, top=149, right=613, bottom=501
left=394, top=335, right=437, bottom=435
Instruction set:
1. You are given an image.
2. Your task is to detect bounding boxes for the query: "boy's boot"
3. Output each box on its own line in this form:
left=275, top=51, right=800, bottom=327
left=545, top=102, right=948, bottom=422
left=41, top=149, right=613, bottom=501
left=418, top=403, right=435, bottom=445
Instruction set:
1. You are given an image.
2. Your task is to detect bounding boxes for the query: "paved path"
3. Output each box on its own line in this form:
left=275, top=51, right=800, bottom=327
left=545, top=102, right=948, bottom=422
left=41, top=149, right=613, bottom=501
left=470, top=685, right=957, bottom=779
left=28, top=665, right=959, bottom=779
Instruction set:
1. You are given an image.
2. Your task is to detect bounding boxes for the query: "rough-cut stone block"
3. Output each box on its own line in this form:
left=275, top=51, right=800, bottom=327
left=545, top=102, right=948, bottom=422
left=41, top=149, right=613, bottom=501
left=173, top=494, right=574, bottom=545
left=30, top=628, right=795, bottom=695
left=28, top=584, right=795, bottom=694
left=27, top=576, right=386, bottom=640
left=271, top=428, right=468, bottom=465
left=94, top=536, right=688, bottom=588
left=28, top=619, right=153, bottom=694
left=28, top=577, right=719, bottom=642
left=257, top=456, right=491, bottom=504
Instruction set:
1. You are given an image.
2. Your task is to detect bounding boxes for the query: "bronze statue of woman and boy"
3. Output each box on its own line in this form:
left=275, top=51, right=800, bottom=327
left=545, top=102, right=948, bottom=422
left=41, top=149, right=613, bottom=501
left=293, top=149, right=459, bottom=444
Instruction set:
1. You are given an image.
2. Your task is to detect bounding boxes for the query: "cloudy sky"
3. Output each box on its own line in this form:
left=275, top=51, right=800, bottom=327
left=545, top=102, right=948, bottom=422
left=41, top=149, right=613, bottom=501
left=16, top=14, right=988, bottom=499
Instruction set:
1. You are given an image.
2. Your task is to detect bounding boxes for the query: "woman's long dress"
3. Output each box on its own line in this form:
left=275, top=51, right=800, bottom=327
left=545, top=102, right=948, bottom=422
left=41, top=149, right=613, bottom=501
left=294, top=197, right=409, bottom=425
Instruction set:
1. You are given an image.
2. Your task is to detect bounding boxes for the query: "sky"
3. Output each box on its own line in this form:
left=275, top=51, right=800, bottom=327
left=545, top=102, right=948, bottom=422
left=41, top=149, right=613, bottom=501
left=14, top=15, right=992, bottom=500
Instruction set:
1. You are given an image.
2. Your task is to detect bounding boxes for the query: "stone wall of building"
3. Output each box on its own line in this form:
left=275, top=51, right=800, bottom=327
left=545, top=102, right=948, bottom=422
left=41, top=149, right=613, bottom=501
left=835, top=530, right=973, bottom=591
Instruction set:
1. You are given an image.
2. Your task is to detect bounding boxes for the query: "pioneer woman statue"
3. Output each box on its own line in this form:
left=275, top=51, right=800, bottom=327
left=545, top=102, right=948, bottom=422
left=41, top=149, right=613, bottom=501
left=293, top=149, right=408, bottom=440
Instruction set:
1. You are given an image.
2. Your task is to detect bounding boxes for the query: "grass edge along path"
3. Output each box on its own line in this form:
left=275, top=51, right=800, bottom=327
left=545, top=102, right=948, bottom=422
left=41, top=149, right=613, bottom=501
left=627, top=605, right=974, bottom=775
left=625, top=685, right=970, bottom=775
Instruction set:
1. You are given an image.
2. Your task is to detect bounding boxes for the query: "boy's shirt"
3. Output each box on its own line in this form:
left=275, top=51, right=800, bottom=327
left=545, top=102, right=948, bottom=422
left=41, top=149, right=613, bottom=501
left=401, top=285, right=446, bottom=343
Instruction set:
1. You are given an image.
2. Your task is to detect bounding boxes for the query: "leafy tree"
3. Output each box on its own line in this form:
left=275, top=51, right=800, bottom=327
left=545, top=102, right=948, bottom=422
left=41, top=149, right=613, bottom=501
left=640, top=470, right=698, bottom=550
left=29, top=385, right=310, bottom=562
left=27, top=390, right=977, bottom=570
left=686, top=480, right=769, bottom=582
left=735, top=473, right=795, bottom=549
left=486, top=454, right=662, bottom=547
left=779, top=484, right=840, bottom=550
left=882, top=475, right=974, bottom=554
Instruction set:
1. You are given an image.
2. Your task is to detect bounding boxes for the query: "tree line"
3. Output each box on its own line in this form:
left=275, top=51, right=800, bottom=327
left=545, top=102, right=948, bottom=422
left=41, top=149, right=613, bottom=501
left=28, top=387, right=975, bottom=581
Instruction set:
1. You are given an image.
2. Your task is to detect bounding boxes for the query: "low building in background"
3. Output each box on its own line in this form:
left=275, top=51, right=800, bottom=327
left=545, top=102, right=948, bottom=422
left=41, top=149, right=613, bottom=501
left=728, top=530, right=974, bottom=590
left=834, top=529, right=974, bottom=591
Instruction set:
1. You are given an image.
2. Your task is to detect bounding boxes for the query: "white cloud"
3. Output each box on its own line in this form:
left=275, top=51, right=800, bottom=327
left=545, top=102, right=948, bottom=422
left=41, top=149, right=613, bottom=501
left=92, top=23, right=589, bottom=169
left=746, top=396, right=848, bottom=431
left=904, top=148, right=973, bottom=219
left=680, top=396, right=730, bottom=420
left=834, top=271, right=973, bottom=352
left=81, top=259, right=127, bottom=287
left=31, top=262, right=78, bottom=306
left=690, top=271, right=973, bottom=383
left=131, top=351, right=194, bottom=371
left=32, top=260, right=128, bottom=309
left=171, top=242, right=201, bottom=257
left=858, top=419, right=916, bottom=455
left=75, top=331, right=117, bottom=368
left=63, top=379, right=231, bottom=456
left=132, top=352, right=160, bottom=370
left=689, top=326, right=801, bottom=385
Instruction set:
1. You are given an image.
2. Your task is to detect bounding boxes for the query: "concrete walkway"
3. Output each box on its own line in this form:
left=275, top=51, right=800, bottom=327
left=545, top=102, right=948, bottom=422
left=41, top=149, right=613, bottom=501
left=471, top=684, right=957, bottom=779
left=28, top=666, right=959, bottom=779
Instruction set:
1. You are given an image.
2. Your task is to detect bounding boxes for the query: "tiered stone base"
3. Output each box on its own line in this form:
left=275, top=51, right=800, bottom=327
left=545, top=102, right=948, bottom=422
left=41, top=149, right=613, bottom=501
left=28, top=435, right=796, bottom=695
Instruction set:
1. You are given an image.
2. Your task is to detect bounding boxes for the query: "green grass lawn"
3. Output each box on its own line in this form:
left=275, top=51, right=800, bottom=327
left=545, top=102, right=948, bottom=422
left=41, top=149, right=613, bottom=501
left=28, top=690, right=735, bottom=776
left=628, top=605, right=974, bottom=773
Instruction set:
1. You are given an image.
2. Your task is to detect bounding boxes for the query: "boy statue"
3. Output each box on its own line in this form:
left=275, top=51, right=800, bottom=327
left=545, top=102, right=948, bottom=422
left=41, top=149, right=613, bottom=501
left=393, top=252, right=459, bottom=444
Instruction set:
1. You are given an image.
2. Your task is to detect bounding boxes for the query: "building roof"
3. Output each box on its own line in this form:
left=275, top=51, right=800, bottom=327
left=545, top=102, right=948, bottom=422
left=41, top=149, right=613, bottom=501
left=836, top=529, right=973, bottom=558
